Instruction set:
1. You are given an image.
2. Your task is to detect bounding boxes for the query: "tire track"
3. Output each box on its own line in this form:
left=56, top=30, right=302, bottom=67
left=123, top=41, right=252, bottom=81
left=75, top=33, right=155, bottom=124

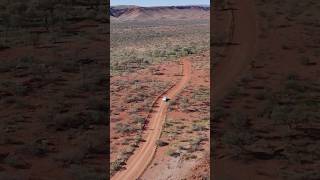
left=212, top=0, right=257, bottom=104
left=112, top=59, right=192, bottom=180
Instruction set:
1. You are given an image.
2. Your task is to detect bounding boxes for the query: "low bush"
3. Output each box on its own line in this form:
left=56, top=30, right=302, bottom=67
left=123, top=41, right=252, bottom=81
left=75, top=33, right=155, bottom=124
left=192, top=124, right=206, bottom=131
left=110, top=159, right=123, bottom=175
left=166, top=149, right=180, bottom=157
left=114, top=123, right=135, bottom=134
left=132, top=115, right=146, bottom=124
left=156, top=140, right=169, bottom=147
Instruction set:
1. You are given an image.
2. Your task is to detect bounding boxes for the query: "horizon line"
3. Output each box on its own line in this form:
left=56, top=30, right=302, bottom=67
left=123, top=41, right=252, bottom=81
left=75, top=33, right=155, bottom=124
left=111, top=4, right=210, bottom=7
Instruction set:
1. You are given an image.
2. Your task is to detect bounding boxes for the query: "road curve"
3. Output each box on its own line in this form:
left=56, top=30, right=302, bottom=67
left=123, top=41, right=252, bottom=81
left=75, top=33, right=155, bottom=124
left=112, top=59, right=192, bottom=180
left=212, top=0, right=257, bottom=104
left=213, top=0, right=258, bottom=178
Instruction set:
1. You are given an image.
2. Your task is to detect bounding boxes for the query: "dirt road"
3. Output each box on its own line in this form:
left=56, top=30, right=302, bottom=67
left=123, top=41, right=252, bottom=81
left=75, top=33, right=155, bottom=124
left=213, top=0, right=258, bottom=179
left=212, top=0, right=257, bottom=103
left=112, top=59, right=192, bottom=180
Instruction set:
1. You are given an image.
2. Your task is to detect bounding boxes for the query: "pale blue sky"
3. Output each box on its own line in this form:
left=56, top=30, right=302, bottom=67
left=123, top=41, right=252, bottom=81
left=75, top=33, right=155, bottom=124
left=111, top=0, right=210, bottom=7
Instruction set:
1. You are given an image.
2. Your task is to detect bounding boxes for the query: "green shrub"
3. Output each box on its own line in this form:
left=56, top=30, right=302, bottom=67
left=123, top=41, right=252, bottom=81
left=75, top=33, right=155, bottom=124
left=156, top=140, right=169, bottom=147
left=192, top=124, right=206, bottom=131
left=132, top=115, right=146, bottom=124
left=114, top=123, right=134, bottom=133
left=110, top=160, right=123, bottom=175
left=166, top=149, right=180, bottom=157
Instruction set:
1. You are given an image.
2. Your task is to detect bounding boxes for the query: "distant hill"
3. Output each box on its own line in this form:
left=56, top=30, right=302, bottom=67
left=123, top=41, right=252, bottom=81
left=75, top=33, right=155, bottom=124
left=110, top=5, right=210, bottom=21
left=111, top=5, right=139, bottom=10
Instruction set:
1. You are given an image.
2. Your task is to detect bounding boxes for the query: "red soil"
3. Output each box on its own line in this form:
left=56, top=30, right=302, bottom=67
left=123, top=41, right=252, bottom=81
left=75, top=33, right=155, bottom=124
left=112, top=59, right=191, bottom=180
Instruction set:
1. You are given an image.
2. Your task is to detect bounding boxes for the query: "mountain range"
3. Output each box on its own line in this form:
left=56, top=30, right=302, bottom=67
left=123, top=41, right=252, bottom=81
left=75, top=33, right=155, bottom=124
left=110, top=5, right=210, bottom=21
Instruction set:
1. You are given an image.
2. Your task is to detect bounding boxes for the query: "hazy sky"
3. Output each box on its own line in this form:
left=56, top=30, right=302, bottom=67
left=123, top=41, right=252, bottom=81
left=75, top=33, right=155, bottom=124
left=111, top=0, right=210, bottom=7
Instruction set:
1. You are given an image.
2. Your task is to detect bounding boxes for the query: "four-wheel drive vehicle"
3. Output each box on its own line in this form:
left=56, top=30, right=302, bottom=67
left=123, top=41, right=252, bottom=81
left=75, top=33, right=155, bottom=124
left=162, top=96, right=170, bottom=102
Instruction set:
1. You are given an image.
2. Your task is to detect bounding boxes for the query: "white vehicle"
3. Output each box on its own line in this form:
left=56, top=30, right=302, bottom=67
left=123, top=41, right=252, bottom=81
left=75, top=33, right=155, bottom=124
left=162, top=96, right=169, bottom=102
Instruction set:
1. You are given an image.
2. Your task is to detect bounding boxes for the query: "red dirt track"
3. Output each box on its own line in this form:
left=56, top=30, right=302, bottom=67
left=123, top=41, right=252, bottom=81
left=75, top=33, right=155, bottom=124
left=213, top=0, right=257, bottom=103
left=112, top=59, right=192, bottom=180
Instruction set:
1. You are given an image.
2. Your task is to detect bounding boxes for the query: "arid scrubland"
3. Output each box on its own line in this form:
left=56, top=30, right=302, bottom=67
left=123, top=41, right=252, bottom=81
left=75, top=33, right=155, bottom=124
left=110, top=6, right=210, bottom=179
left=0, top=1, right=108, bottom=179
left=213, top=0, right=320, bottom=179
